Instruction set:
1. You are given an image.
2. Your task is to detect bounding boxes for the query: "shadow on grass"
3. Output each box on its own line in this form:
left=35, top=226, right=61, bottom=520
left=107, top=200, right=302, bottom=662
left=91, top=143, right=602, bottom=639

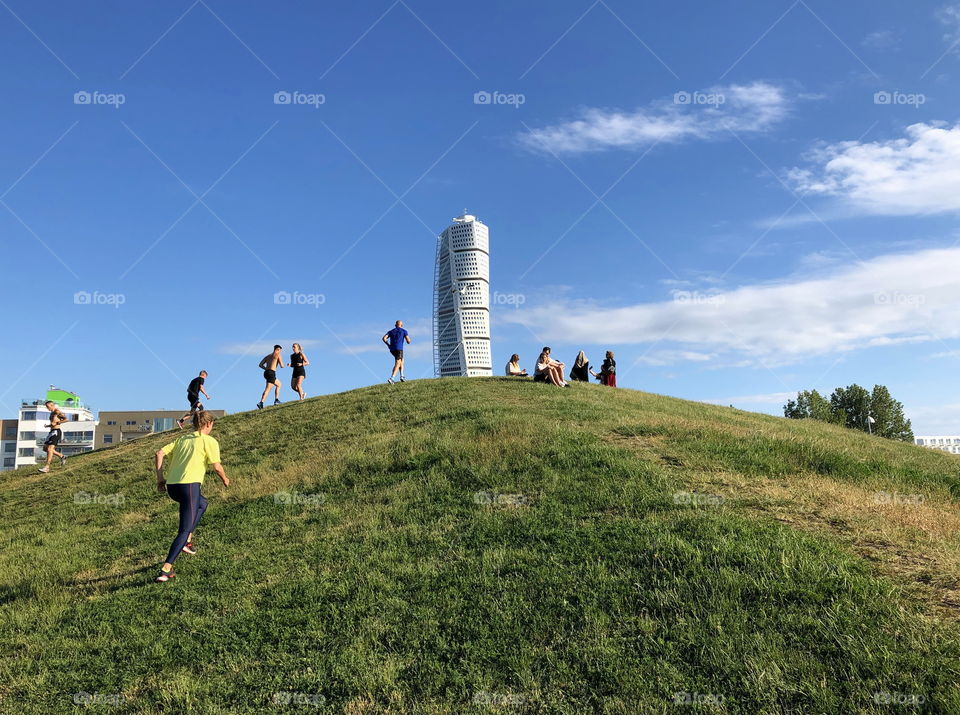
left=70, top=564, right=156, bottom=593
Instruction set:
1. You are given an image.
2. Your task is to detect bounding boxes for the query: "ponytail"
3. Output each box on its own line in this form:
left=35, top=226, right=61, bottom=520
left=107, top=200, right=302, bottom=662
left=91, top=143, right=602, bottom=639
left=192, top=411, right=216, bottom=431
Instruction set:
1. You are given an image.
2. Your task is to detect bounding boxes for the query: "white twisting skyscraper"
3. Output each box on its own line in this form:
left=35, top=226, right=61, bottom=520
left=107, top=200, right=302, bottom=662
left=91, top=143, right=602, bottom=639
left=433, top=212, right=493, bottom=377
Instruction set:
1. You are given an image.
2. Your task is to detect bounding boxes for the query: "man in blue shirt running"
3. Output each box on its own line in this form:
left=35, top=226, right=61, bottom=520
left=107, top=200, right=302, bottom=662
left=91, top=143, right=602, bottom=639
left=382, top=320, right=411, bottom=384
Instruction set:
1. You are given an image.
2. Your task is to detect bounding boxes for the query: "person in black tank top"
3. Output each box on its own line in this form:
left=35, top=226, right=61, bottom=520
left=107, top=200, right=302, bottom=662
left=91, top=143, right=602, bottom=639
left=290, top=343, right=310, bottom=400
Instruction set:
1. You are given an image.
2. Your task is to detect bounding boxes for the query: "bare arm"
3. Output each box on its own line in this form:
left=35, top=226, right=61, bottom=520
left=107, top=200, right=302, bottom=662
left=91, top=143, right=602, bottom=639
left=211, top=462, right=230, bottom=486
left=405, top=335, right=411, bottom=344
left=200, top=386, right=211, bottom=399
left=301, top=353, right=310, bottom=366
left=155, top=450, right=166, bottom=492
left=259, top=355, right=268, bottom=370
left=382, top=333, right=390, bottom=345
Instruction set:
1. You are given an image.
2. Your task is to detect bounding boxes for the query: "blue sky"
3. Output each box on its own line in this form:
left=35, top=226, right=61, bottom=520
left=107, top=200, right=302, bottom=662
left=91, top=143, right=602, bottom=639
left=2, top=1, right=960, bottom=432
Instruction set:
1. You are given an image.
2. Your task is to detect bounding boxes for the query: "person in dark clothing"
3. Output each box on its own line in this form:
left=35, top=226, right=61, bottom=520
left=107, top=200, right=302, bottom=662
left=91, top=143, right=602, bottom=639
left=177, top=371, right=210, bottom=429
left=569, top=351, right=590, bottom=382
left=290, top=343, right=310, bottom=400
left=382, top=320, right=411, bottom=384
left=591, top=351, right=617, bottom=387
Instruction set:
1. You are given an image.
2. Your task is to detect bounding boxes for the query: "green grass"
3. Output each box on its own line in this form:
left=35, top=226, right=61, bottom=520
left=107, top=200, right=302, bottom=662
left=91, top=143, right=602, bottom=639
left=1, top=378, right=959, bottom=713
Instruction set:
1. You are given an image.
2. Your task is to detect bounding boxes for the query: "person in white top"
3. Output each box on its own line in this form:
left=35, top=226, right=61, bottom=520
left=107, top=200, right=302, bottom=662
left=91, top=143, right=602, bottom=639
left=534, top=347, right=568, bottom=387
left=505, top=354, right=528, bottom=377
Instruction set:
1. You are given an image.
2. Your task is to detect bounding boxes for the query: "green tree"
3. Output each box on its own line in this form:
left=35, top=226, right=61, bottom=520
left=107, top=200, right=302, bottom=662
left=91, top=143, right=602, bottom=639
left=830, top=384, right=872, bottom=432
left=868, top=384, right=914, bottom=442
left=783, top=389, right=837, bottom=423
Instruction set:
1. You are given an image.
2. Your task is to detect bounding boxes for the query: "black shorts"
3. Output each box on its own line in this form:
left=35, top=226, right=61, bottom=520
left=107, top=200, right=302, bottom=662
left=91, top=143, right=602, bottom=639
left=44, top=429, right=62, bottom=447
left=291, top=367, right=306, bottom=379
left=533, top=372, right=548, bottom=383
left=390, top=349, right=404, bottom=360
left=263, top=369, right=277, bottom=383
left=187, top=394, right=201, bottom=410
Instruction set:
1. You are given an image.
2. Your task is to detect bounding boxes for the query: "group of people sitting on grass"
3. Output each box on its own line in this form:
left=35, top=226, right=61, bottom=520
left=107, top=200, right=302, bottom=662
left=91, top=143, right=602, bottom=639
left=505, top=348, right=616, bottom=388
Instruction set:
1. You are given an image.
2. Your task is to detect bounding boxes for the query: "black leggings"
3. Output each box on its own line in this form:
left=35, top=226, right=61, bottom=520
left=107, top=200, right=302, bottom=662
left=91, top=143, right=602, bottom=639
left=164, top=483, right=208, bottom=565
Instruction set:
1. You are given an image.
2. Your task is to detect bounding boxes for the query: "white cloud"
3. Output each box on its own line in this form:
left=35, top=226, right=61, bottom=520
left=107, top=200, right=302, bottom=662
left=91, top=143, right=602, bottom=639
left=218, top=339, right=321, bottom=356
left=519, top=82, right=790, bottom=155
left=703, top=391, right=796, bottom=406
left=905, top=401, right=960, bottom=434
left=636, top=350, right=715, bottom=366
left=937, top=3, right=960, bottom=46
left=500, top=246, right=960, bottom=366
left=789, top=123, right=960, bottom=216
left=334, top=319, right=433, bottom=359
left=860, top=30, right=898, bottom=49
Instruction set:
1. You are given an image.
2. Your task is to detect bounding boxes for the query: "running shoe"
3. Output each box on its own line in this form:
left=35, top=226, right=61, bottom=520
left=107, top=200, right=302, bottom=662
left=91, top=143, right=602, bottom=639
left=60, top=455, right=67, bottom=467
left=176, top=418, right=184, bottom=430
left=155, top=570, right=176, bottom=583
left=182, top=542, right=197, bottom=555
left=387, top=378, right=395, bottom=384
left=38, top=466, right=50, bottom=473
left=399, top=376, right=406, bottom=382
left=274, top=398, right=281, bottom=406
left=257, top=402, right=264, bottom=410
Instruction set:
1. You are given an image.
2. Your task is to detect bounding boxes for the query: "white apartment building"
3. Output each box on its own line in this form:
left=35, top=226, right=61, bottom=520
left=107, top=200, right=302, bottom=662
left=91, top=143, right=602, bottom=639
left=1, top=419, right=17, bottom=471
left=14, top=389, right=97, bottom=469
left=433, top=212, right=493, bottom=377
left=914, top=436, right=960, bottom=455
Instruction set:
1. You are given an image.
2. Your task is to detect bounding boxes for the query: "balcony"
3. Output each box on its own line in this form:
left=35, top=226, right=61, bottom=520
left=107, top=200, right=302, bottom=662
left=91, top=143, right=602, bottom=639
left=35, top=436, right=94, bottom=447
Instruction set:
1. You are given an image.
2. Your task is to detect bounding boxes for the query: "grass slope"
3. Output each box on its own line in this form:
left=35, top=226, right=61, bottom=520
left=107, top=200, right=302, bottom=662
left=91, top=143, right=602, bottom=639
left=1, top=378, right=959, bottom=713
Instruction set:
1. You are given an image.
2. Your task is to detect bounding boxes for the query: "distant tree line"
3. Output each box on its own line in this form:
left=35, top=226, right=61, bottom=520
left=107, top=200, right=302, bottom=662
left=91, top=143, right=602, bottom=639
left=783, top=384, right=913, bottom=442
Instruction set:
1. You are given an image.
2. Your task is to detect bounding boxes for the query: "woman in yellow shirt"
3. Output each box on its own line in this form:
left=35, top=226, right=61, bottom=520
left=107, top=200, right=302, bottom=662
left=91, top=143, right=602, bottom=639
left=153, top=411, right=230, bottom=582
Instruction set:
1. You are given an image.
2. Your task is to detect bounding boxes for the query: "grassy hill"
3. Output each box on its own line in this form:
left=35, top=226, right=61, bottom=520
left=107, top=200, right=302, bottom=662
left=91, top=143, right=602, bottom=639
left=1, top=378, right=959, bottom=713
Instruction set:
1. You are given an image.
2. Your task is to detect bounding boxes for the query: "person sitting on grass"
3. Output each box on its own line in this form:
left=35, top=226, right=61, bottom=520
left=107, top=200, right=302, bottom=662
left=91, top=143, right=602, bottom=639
left=534, top=348, right=568, bottom=387
left=505, top=354, right=528, bottom=377
left=591, top=351, right=617, bottom=387
left=153, top=411, right=230, bottom=583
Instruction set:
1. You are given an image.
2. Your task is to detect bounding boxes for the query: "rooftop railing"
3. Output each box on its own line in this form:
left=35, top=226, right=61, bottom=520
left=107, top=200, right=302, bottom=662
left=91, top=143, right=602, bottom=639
left=21, top=398, right=93, bottom=411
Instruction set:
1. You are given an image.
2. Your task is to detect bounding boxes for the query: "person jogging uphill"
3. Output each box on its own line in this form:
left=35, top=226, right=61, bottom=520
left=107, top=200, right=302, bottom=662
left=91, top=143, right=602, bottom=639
left=154, top=410, right=229, bottom=583
left=257, top=345, right=285, bottom=409
left=382, top=320, right=411, bottom=384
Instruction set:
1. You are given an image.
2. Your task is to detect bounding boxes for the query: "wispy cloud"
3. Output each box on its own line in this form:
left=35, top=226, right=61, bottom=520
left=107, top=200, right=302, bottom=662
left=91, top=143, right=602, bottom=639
left=703, top=391, right=796, bottom=406
left=860, top=30, right=898, bottom=49
left=333, top=319, right=433, bottom=359
left=636, top=350, right=715, bottom=367
left=518, top=81, right=790, bottom=155
left=788, top=122, right=960, bottom=216
left=937, top=3, right=960, bottom=46
left=501, top=246, right=960, bottom=366
left=218, top=339, right=321, bottom=355
left=904, top=401, right=960, bottom=434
